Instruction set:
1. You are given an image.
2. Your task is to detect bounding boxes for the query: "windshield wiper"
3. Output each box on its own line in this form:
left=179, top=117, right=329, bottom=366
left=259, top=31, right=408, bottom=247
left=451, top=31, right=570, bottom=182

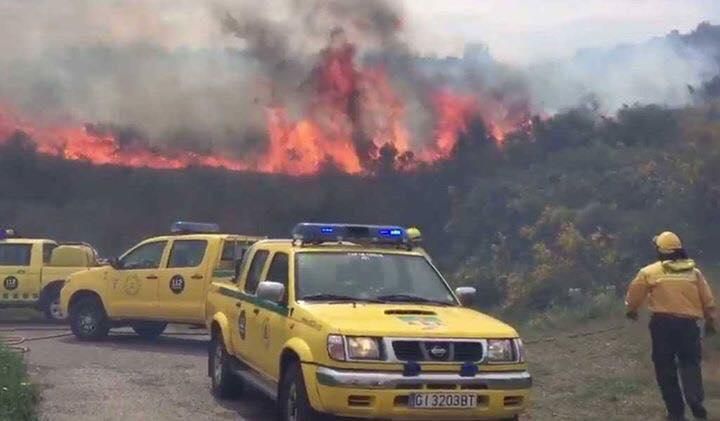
left=300, top=294, right=383, bottom=303
left=376, top=294, right=454, bottom=306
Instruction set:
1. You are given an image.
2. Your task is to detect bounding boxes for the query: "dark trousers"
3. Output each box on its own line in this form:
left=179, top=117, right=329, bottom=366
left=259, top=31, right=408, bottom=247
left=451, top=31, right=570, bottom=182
left=650, top=314, right=706, bottom=418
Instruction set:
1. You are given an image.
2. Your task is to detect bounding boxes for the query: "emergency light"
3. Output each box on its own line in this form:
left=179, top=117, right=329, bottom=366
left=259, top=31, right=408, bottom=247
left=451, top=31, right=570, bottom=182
left=0, top=228, right=18, bottom=240
left=170, top=221, right=220, bottom=234
left=292, top=223, right=408, bottom=246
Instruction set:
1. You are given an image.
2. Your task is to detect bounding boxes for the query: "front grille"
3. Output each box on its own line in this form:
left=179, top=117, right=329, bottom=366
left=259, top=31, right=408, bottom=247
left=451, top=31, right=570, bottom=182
left=391, top=340, right=484, bottom=362
left=454, top=342, right=484, bottom=362
left=393, top=341, right=424, bottom=361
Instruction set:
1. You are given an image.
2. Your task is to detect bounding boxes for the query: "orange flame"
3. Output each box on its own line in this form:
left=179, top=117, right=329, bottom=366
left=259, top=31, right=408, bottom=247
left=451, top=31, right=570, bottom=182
left=0, top=34, right=526, bottom=175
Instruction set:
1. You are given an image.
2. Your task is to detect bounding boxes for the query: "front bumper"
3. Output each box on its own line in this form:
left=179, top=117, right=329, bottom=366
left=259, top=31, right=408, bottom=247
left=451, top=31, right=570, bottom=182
left=316, top=366, right=532, bottom=390
left=307, top=365, right=531, bottom=420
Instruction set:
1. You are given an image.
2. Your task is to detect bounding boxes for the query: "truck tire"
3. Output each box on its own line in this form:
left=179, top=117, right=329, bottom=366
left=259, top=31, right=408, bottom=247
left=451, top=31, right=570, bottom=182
left=278, top=361, right=327, bottom=421
left=69, top=296, right=109, bottom=341
left=209, top=332, right=243, bottom=399
left=42, top=287, right=66, bottom=322
left=131, top=322, right=167, bottom=339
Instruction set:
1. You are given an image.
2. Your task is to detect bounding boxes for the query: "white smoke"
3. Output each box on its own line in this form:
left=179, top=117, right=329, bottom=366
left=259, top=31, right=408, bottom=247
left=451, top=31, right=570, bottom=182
left=0, top=0, right=717, bottom=153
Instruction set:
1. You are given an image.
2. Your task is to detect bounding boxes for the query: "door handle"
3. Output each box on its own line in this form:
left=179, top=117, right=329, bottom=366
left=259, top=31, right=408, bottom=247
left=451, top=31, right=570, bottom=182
left=191, top=274, right=204, bottom=280
left=253, top=308, right=260, bottom=315
left=146, top=275, right=158, bottom=280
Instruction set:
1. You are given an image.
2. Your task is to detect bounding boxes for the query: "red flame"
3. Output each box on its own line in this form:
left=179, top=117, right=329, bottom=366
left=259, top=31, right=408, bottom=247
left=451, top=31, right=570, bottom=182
left=0, top=31, right=525, bottom=176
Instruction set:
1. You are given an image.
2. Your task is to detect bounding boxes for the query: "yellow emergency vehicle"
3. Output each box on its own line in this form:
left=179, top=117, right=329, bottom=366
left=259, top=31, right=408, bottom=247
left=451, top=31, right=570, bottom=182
left=60, top=222, right=263, bottom=340
left=0, top=228, right=99, bottom=320
left=205, top=223, right=530, bottom=421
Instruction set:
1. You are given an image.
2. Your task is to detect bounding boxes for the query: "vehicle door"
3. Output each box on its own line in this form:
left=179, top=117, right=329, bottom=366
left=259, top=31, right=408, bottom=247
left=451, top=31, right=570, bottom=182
left=255, top=251, right=292, bottom=379
left=0, top=242, right=36, bottom=303
left=156, top=238, right=211, bottom=322
left=107, top=240, right=168, bottom=318
left=230, top=248, right=270, bottom=368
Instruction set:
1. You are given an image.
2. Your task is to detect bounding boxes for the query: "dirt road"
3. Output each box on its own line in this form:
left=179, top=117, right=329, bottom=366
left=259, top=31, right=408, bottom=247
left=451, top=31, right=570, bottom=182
left=3, top=324, right=276, bottom=421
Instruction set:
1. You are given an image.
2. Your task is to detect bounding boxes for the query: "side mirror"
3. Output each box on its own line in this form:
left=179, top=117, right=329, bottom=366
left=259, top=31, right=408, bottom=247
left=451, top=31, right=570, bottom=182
left=256, top=281, right=285, bottom=304
left=108, top=257, right=120, bottom=269
left=455, top=287, right=477, bottom=307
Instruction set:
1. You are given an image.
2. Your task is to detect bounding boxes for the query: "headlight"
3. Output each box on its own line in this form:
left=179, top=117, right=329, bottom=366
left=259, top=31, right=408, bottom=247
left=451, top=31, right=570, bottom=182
left=327, top=334, right=346, bottom=361
left=346, top=337, right=381, bottom=360
left=326, top=335, right=382, bottom=361
left=486, top=339, right=516, bottom=363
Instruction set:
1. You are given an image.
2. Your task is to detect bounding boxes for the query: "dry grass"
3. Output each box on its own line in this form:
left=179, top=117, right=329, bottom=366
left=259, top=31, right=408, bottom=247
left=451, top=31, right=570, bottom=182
left=519, top=314, right=720, bottom=421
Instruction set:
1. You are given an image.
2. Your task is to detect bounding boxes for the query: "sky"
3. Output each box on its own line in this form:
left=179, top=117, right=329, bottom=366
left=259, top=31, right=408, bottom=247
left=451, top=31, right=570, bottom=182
left=402, top=0, right=720, bottom=63
left=0, top=0, right=720, bottom=64
left=2, top=0, right=719, bottom=65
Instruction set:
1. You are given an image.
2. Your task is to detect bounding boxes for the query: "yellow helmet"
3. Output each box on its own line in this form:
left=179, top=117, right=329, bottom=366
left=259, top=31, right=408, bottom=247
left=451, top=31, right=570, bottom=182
left=653, top=231, right=683, bottom=253
left=406, top=227, right=422, bottom=242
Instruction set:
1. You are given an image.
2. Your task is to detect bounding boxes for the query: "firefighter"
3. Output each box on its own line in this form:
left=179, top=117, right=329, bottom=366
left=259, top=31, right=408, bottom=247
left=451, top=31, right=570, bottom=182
left=406, top=227, right=432, bottom=263
left=625, top=231, right=716, bottom=421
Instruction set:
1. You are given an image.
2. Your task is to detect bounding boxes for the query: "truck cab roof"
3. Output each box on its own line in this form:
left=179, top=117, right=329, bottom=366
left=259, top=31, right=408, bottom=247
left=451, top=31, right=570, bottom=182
left=251, top=238, right=426, bottom=256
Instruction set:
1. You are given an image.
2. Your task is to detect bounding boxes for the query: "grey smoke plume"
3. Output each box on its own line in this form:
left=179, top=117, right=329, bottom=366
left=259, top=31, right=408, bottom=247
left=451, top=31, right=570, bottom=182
left=0, top=0, right=717, bottom=156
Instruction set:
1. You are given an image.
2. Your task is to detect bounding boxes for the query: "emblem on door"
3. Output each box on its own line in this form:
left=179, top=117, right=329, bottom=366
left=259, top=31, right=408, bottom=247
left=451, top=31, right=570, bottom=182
left=3, top=276, right=18, bottom=291
left=169, top=275, right=185, bottom=294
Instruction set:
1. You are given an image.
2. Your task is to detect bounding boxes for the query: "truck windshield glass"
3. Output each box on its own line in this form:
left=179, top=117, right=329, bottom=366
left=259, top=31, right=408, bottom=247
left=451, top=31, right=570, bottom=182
left=0, top=244, right=32, bottom=266
left=295, top=252, right=456, bottom=305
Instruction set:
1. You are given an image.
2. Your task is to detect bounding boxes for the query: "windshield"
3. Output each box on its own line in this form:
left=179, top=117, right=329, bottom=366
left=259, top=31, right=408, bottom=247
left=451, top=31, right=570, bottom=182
left=295, top=252, right=457, bottom=305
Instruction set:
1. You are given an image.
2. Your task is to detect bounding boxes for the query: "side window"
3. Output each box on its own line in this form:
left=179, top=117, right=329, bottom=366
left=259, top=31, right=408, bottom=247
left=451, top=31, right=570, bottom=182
left=266, top=253, right=289, bottom=304
left=0, top=244, right=32, bottom=266
left=220, top=241, right=248, bottom=270
left=266, top=253, right=289, bottom=288
left=167, top=240, right=207, bottom=268
left=119, top=241, right=167, bottom=270
left=43, top=243, right=58, bottom=264
left=244, top=250, right=269, bottom=294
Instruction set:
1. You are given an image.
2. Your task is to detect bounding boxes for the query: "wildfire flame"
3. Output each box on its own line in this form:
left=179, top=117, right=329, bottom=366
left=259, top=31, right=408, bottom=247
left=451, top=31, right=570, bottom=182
left=0, top=29, right=522, bottom=176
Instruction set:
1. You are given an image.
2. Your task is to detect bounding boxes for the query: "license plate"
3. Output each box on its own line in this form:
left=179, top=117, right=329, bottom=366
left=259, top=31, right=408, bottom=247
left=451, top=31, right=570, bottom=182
left=409, top=393, right=477, bottom=409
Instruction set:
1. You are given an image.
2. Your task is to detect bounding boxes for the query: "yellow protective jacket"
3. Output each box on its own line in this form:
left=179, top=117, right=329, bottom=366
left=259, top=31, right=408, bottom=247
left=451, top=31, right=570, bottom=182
left=625, top=259, right=716, bottom=320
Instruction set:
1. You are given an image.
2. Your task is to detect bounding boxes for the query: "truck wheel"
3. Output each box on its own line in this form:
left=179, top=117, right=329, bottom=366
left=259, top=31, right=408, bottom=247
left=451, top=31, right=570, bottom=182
left=69, top=296, right=109, bottom=341
left=131, top=322, right=167, bottom=339
left=209, top=332, right=243, bottom=399
left=278, top=361, right=326, bottom=421
left=42, top=289, right=66, bottom=322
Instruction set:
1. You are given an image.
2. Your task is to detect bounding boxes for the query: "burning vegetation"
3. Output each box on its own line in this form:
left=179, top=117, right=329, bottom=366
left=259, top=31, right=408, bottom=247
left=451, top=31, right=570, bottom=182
left=0, top=28, right=495, bottom=176
left=0, top=1, right=528, bottom=176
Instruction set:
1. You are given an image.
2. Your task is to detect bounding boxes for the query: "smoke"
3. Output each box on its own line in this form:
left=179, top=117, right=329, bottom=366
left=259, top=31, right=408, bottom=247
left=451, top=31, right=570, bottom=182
left=526, top=32, right=720, bottom=113
left=0, top=0, right=718, bottom=159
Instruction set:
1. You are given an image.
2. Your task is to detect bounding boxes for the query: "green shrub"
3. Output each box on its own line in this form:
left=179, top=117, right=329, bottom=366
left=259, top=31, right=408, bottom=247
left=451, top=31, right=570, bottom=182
left=0, top=345, right=37, bottom=421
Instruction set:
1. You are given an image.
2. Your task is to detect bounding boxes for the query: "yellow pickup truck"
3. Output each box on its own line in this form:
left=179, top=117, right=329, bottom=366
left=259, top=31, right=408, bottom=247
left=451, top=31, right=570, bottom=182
left=0, top=229, right=100, bottom=321
left=60, top=222, right=264, bottom=340
left=205, top=223, right=531, bottom=421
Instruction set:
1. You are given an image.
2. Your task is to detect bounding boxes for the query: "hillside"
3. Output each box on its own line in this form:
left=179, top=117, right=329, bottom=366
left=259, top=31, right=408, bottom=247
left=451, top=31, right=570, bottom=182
left=522, top=310, right=720, bottom=420
left=3, top=99, right=720, bottom=313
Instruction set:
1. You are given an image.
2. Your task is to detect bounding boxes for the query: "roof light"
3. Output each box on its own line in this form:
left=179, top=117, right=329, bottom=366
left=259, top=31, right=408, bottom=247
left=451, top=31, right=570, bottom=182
left=292, top=223, right=408, bottom=246
left=0, top=229, right=18, bottom=240
left=170, top=221, right=220, bottom=234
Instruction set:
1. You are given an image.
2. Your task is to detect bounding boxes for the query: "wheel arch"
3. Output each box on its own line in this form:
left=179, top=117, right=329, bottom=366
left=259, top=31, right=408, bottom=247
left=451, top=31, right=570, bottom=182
left=38, top=280, right=65, bottom=307
left=278, top=339, right=326, bottom=415
left=278, top=338, right=319, bottom=406
left=68, top=289, right=106, bottom=313
left=209, top=313, right=232, bottom=376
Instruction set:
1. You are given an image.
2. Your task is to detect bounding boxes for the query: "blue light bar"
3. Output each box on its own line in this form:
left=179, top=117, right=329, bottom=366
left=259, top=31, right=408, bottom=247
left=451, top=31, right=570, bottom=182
left=170, top=221, right=220, bottom=234
left=292, top=223, right=408, bottom=245
left=0, top=229, right=18, bottom=240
